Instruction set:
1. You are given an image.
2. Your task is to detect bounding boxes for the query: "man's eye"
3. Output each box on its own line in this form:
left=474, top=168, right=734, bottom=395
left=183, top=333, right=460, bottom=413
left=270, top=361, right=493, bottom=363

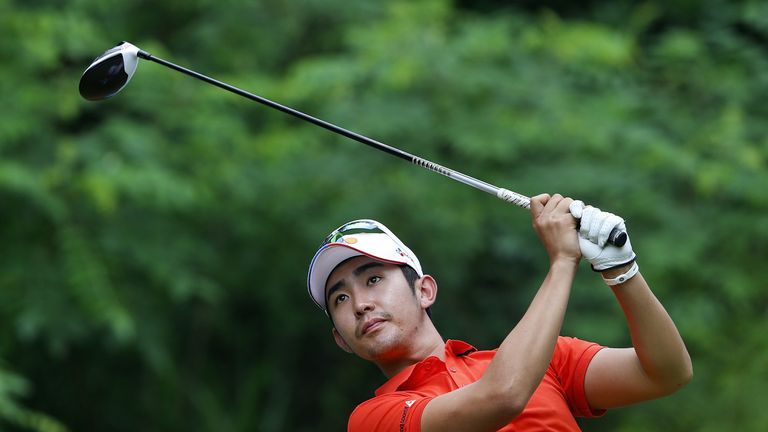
left=368, top=276, right=381, bottom=285
left=334, top=294, right=348, bottom=305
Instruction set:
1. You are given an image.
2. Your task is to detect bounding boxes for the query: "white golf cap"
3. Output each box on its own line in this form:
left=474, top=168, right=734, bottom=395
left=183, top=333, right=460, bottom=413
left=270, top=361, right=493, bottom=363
left=307, top=219, right=423, bottom=311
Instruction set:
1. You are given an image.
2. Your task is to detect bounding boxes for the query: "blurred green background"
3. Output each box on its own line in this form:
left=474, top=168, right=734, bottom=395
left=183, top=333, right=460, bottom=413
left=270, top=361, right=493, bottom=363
left=1, top=0, right=767, bottom=430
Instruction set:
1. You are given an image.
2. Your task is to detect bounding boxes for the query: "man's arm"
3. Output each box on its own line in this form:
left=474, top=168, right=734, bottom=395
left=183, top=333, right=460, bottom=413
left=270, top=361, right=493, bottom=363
left=584, top=265, right=693, bottom=409
left=567, top=201, right=692, bottom=408
left=420, top=194, right=581, bottom=432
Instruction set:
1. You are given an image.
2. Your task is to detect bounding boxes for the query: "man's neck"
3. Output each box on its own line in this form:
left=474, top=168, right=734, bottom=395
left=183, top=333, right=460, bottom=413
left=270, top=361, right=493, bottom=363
left=376, top=323, right=445, bottom=379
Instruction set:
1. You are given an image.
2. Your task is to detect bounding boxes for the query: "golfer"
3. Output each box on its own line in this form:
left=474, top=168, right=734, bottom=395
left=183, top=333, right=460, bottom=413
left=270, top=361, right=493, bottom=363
left=307, top=194, right=692, bottom=431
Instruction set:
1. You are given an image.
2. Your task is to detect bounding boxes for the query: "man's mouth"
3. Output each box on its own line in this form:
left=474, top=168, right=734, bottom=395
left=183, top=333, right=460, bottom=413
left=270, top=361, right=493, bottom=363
left=361, top=317, right=387, bottom=336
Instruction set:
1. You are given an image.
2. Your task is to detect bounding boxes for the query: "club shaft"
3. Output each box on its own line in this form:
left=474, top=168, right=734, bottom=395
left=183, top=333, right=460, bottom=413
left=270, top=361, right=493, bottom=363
left=137, top=50, right=627, bottom=246
left=139, top=50, right=529, bottom=208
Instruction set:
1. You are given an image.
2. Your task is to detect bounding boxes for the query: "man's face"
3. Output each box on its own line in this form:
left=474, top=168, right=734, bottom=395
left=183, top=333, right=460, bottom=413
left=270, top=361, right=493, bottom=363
left=325, top=256, right=426, bottom=362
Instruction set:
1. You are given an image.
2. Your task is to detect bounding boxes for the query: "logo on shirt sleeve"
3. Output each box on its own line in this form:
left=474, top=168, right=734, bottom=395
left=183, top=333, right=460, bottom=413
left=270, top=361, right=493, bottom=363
left=400, top=400, right=417, bottom=431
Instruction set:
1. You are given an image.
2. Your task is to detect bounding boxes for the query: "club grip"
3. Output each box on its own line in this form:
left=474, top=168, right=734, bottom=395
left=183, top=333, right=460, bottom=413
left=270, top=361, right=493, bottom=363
left=576, top=222, right=628, bottom=247
left=607, top=227, right=628, bottom=247
left=494, top=189, right=628, bottom=247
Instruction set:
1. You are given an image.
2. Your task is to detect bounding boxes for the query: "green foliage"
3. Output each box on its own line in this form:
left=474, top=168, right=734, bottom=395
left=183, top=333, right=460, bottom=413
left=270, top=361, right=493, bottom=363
left=1, top=0, right=767, bottom=430
left=0, top=365, right=68, bottom=432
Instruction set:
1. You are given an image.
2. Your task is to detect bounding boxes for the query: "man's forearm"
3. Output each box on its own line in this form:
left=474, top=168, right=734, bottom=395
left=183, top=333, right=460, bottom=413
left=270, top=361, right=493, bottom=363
left=479, top=259, right=577, bottom=411
left=606, top=265, right=693, bottom=389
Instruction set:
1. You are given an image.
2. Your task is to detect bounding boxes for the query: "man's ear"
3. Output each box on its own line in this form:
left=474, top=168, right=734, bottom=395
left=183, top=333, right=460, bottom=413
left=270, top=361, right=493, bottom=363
left=332, top=327, right=353, bottom=354
left=416, top=275, right=438, bottom=310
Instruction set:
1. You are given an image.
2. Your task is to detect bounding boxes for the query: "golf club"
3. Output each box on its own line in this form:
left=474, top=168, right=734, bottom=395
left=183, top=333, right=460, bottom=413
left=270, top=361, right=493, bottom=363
left=79, top=41, right=627, bottom=247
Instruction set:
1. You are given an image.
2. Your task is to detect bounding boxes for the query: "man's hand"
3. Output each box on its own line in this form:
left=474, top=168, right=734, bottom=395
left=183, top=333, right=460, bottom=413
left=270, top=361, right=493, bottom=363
left=569, top=200, right=636, bottom=271
left=530, top=194, right=581, bottom=266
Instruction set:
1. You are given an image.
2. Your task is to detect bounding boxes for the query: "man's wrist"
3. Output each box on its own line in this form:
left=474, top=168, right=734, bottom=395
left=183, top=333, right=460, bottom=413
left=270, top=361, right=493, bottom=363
left=551, top=258, right=579, bottom=273
left=601, top=261, right=639, bottom=286
left=600, top=261, right=635, bottom=279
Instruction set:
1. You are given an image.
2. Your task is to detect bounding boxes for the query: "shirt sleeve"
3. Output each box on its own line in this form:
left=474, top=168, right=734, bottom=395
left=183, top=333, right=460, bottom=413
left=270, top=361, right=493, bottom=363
left=551, top=336, right=606, bottom=418
left=348, top=393, right=434, bottom=432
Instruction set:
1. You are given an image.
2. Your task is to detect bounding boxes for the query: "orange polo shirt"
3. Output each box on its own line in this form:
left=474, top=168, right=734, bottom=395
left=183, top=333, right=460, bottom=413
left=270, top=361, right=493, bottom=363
left=348, top=337, right=605, bottom=431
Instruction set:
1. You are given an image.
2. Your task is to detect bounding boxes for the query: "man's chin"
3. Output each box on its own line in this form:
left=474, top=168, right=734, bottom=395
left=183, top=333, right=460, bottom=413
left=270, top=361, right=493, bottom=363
left=356, top=331, right=406, bottom=362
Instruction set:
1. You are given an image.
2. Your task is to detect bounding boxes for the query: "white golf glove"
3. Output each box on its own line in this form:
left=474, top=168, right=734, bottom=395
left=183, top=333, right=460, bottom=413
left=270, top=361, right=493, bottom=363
left=569, top=200, right=636, bottom=271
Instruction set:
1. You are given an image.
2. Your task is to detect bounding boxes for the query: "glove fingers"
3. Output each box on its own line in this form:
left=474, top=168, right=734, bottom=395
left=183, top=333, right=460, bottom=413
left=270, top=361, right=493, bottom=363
left=569, top=200, right=585, bottom=219
left=580, top=206, right=596, bottom=239
left=587, top=207, right=604, bottom=243
left=597, top=213, right=624, bottom=246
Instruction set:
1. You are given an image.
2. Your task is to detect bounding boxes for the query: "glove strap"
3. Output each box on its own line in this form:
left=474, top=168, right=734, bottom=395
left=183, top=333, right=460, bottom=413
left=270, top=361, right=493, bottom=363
left=602, top=261, right=639, bottom=286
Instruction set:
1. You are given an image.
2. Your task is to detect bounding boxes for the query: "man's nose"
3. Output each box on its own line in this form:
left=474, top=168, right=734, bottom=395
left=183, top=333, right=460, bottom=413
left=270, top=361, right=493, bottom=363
left=355, top=299, right=375, bottom=316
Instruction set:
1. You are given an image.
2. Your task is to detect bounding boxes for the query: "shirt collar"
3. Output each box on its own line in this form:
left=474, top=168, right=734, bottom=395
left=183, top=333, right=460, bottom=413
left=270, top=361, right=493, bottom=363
left=374, top=340, right=477, bottom=396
